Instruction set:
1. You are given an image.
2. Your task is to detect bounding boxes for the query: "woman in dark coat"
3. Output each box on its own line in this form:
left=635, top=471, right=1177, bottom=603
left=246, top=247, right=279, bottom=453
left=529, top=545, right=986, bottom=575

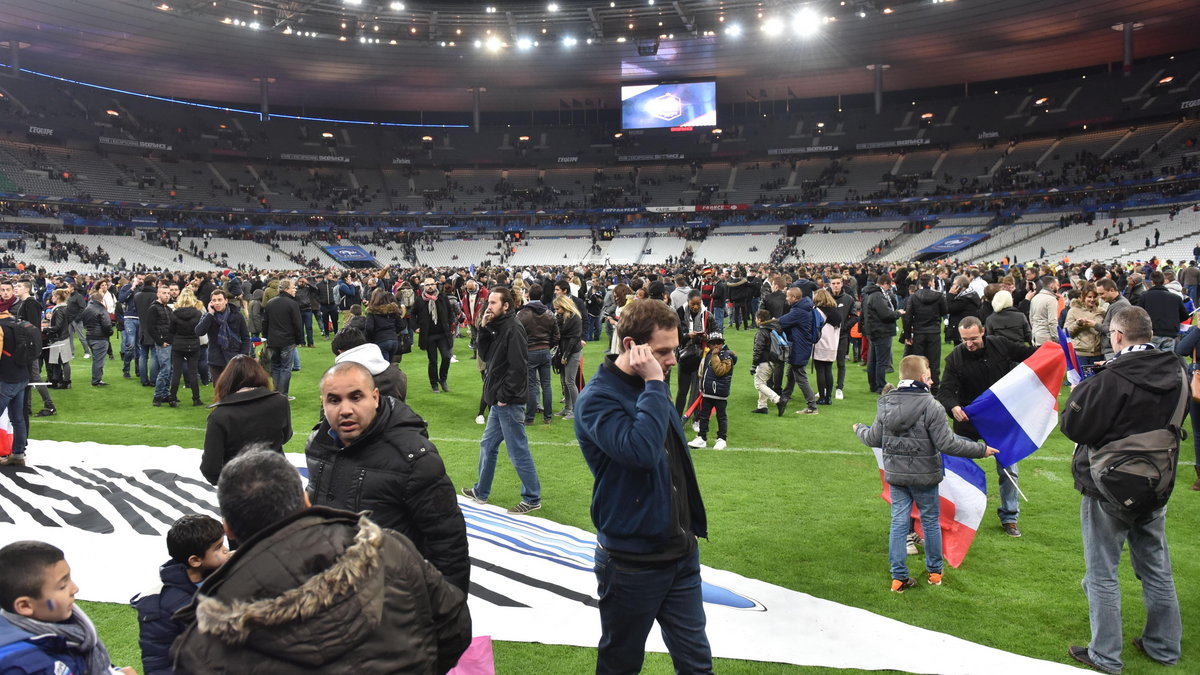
left=364, top=289, right=406, bottom=364
left=552, top=294, right=584, bottom=419
left=168, top=289, right=204, bottom=406
left=201, top=354, right=292, bottom=485
left=45, top=288, right=73, bottom=389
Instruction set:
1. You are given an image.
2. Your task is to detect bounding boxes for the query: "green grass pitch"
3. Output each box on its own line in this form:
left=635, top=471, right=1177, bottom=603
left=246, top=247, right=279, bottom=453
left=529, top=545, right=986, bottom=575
left=30, top=326, right=1199, bottom=674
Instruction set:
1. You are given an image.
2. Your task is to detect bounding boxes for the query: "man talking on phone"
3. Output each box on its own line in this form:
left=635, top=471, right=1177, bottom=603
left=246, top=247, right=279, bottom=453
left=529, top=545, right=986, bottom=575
left=574, top=299, right=711, bottom=675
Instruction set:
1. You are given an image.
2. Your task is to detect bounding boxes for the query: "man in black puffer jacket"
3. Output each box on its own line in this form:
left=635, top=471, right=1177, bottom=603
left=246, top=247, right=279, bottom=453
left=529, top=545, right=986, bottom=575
left=936, top=316, right=1038, bottom=537
left=901, top=273, right=948, bottom=392
left=306, top=361, right=470, bottom=593
left=861, top=274, right=903, bottom=394
left=79, top=292, right=113, bottom=386
left=134, top=275, right=161, bottom=386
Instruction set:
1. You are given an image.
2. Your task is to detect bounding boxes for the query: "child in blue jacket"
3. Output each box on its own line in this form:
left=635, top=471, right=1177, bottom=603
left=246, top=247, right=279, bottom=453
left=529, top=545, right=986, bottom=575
left=690, top=331, right=737, bottom=450
left=131, top=515, right=229, bottom=675
left=0, top=540, right=135, bottom=674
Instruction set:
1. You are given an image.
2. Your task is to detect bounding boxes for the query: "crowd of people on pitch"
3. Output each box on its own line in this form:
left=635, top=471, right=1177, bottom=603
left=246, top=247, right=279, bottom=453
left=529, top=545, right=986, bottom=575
left=0, top=247, right=1196, bottom=672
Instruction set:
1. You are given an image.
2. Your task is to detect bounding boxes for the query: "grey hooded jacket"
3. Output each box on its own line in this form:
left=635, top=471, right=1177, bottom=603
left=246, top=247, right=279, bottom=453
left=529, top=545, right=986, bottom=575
left=854, top=385, right=988, bottom=487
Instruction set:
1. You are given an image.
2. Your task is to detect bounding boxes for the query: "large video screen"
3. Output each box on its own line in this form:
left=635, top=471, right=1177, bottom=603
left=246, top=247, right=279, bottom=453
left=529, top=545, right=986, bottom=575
left=621, top=82, right=717, bottom=129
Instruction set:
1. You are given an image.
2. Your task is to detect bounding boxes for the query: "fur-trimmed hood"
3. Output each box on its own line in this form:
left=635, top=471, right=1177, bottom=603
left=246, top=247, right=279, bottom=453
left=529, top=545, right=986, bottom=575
left=365, top=302, right=401, bottom=316
left=179, top=508, right=387, bottom=667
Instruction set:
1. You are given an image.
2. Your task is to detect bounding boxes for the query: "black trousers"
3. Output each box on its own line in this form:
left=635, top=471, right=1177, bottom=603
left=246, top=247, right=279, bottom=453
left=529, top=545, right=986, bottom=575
left=814, top=360, right=834, bottom=399
left=698, top=397, right=728, bottom=440
left=425, top=335, right=452, bottom=386
left=909, top=333, right=942, bottom=390
left=319, top=304, right=339, bottom=335
left=835, top=333, right=850, bottom=390
left=170, top=348, right=201, bottom=401
left=675, top=355, right=702, bottom=417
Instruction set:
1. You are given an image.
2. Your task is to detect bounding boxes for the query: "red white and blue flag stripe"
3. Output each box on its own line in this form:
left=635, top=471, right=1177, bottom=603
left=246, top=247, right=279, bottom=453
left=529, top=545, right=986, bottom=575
left=1057, top=326, right=1086, bottom=386
left=962, top=342, right=1065, bottom=469
left=872, top=449, right=987, bottom=568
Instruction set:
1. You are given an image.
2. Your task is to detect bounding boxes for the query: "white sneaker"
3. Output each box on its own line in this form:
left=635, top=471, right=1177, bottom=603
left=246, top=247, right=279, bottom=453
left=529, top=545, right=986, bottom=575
left=450, top=355, right=459, bottom=363
left=83, top=353, right=91, bottom=359
left=475, top=414, right=485, bottom=425
left=692, top=420, right=700, bottom=433
left=835, top=389, right=844, bottom=400
left=688, top=436, right=707, bottom=449
left=713, top=438, right=727, bottom=450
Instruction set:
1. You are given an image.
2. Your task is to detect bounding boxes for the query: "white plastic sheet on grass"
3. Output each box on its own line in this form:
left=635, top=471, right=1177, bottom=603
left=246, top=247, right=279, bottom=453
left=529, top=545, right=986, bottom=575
left=0, top=440, right=1080, bottom=674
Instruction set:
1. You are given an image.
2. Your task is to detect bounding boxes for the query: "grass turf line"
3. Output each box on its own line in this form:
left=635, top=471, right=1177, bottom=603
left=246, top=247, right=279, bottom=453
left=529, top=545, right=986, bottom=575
left=34, top=328, right=1200, bottom=674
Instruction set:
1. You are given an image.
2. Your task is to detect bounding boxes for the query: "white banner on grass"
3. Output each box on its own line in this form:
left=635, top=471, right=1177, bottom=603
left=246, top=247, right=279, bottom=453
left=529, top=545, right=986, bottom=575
left=0, top=441, right=1078, bottom=674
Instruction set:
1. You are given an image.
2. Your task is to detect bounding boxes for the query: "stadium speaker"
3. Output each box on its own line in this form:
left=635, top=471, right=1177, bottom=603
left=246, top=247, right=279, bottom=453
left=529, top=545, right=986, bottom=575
left=636, top=38, right=660, bottom=56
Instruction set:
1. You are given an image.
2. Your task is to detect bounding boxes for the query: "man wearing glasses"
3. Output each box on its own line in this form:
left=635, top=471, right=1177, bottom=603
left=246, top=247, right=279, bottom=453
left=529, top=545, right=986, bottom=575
left=936, top=316, right=1038, bottom=538
left=412, top=277, right=455, bottom=393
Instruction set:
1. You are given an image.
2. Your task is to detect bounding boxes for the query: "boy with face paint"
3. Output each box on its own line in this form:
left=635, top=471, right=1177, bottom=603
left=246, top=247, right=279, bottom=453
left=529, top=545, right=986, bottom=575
left=0, top=540, right=137, bottom=674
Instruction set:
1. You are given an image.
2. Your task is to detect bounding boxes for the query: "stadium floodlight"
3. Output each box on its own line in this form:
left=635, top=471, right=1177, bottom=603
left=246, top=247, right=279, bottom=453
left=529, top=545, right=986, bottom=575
left=517, top=37, right=533, bottom=50
left=726, top=23, right=742, bottom=36
left=486, top=36, right=503, bottom=51
left=762, top=17, right=784, bottom=36
left=548, top=3, right=559, bottom=11
left=390, top=2, right=405, bottom=10
left=562, top=35, right=578, bottom=46
left=793, top=9, right=820, bottom=36
left=344, top=0, right=362, bottom=5
left=248, top=21, right=260, bottom=30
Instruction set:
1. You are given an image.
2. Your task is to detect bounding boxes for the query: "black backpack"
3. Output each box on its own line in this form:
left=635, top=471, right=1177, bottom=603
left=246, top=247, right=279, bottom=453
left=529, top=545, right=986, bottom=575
left=0, top=316, right=42, bottom=367
left=1087, top=367, right=1189, bottom=512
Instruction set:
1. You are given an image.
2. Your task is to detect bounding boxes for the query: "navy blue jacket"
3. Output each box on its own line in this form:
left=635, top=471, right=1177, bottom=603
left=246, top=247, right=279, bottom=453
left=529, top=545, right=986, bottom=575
left=779, top=297, right=816, bottom=365
left=699, top=345, right=737, bottom=400
left=131, top=560, right=198, bottom=675
left=0, top=615, right=88, bottom=675
left=574, top=358, right=707, bottom=556
left=194, top=307, right=252, bottom=367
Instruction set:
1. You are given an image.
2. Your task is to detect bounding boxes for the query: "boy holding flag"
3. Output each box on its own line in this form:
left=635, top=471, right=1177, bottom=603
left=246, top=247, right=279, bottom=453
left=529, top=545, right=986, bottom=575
left=854, top=355, right=998, bottom=592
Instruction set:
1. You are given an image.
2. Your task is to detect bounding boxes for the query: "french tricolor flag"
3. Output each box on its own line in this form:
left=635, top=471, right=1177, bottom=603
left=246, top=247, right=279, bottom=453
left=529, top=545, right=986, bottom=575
left=872, top=449, right=987, bottom=568
left=0, top=408, right=14, bottom=457
left=962, top=343, right=1065, bottom=469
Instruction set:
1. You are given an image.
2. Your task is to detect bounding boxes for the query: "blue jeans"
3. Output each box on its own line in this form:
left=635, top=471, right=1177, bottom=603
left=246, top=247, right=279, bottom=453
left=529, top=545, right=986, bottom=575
left=1080, top=496, right=1181, bottom=671
left=866, top=334, right=894, bottom=392
left=1187, top=285, right=1198, bottom=304
left=271, top=345, right=296, bottom=395
left=712, top=306, right=725, bottom=331
left=997, top=459, right=1020, bottom=524
left=0, top=380, right=28, bottom=456
left=473, top=403, right=540, bottom=505
left=526, top=349, right=553, bottom=421
left=150, top=345, right=172, bottom=400
left=376, top=339, right=399, bottom=364
left=587, top=314, right=601, bottom=342
left=594, top=546, right=712, bottom=675
left=121, top=318, right=140, bottom=376
left=88, top=338, right=109, bottom=384
left=300, top=309, right=314, bottom=346
left=889, top=483, right=942, bottom=580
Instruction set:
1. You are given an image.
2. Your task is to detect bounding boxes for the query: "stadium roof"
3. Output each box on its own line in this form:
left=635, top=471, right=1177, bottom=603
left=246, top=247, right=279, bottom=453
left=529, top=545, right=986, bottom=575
left=0, top=0, right=1195, bottom=112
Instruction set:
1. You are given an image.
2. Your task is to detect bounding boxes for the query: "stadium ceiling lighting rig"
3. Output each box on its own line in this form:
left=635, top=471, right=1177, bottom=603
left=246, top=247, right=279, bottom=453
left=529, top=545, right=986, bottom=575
left=202, top=0, right=916, bottom=50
